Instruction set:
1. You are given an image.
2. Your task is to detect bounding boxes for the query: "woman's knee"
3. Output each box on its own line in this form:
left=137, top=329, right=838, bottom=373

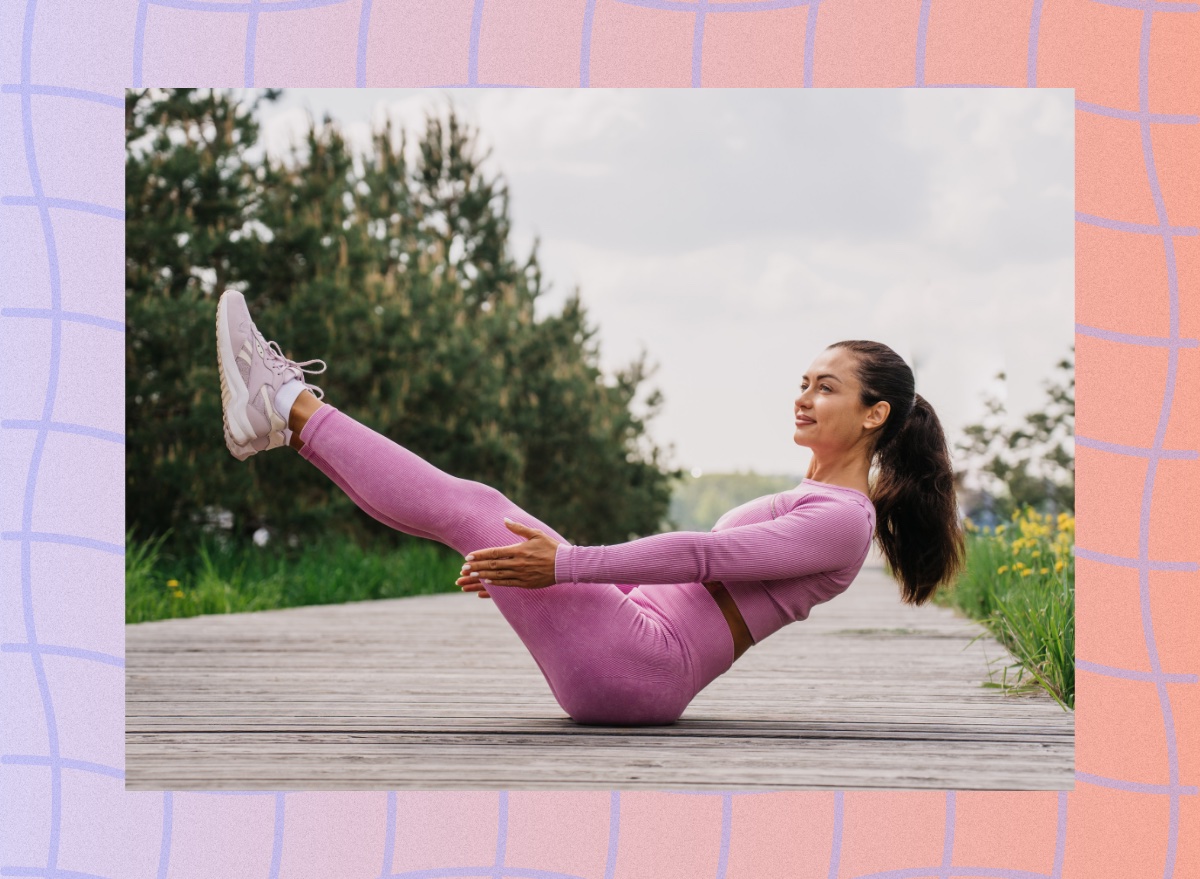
left=453, top=477, right=513, bottom=514
left=440, top=479, right=524, bottom=552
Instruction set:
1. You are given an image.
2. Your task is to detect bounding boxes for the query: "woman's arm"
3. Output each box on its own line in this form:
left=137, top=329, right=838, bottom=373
left=460, top=495, right=871, bottom=591
left=555, top=494, right=871, bottom=585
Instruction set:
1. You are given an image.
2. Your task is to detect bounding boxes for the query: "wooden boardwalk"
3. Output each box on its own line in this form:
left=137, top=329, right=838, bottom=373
left=126, top=552, right=1074, bottom=790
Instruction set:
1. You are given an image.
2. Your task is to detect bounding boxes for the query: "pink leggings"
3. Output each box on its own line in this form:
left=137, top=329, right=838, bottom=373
left=297, top=404, right=734, bottom=725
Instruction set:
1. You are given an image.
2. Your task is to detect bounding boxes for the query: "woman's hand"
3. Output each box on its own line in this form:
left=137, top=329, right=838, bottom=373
left=456, top=518, right=563, bottom=597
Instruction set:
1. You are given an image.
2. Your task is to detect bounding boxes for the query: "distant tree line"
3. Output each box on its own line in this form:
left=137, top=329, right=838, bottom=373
left=668, top=472, right=804, bottom=532
left=126, top=88, right=679, bottom=554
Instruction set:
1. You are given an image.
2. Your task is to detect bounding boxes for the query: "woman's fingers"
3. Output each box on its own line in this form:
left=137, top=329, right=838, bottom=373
left=460, top=570, right=523, bottom=589
left=462, top=560, right=523, bottom=581
left=503, top=518, right=540, bottom=537
left=463, top=571, right=529, bottom=588
left=465, top=542, right=524, bottom=564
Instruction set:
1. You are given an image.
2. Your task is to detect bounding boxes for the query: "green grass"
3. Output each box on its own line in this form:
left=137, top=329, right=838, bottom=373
left=125, top=528, right=467, bottom=624
left=934, top=517, right=1075, bottom=711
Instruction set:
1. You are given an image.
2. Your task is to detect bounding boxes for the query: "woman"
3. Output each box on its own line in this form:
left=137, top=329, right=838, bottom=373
left=217, top=289, right=965, bottom=725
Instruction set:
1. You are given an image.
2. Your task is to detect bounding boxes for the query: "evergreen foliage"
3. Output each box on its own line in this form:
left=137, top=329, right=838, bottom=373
left=126, top=88, right=679, bottom=553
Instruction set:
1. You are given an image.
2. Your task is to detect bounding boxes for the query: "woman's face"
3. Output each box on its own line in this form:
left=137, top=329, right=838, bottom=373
left=792, top=348, right=889, bottom=455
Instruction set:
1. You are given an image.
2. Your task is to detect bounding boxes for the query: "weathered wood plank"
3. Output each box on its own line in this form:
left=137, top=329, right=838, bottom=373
left=126, top=559, right=1073, bottom=789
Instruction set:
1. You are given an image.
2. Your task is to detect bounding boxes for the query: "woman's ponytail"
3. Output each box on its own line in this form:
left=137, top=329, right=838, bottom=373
left=829, top=342, right=966, bottom=605
left=872, top=392, right=965, bottom=604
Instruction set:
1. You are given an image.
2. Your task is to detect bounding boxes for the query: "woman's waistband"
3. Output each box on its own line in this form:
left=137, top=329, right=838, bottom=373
left=703, top=580, right=755, bottom=662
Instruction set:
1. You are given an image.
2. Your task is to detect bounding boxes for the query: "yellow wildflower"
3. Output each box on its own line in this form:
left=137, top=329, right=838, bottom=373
left=1040, top=567, right=1049, bottom=574
left=172, top=590, right=184, bottom=599
left=1021, top=569, right=1033, bottom=577
left=167, top=579, right=179, bottom=588
left=1031, top=550, right=1041, bottom=558
left=1055, top=560, right=1064, bottom=572
left=963, top=516, right=975, bottom=531
left=997, top=565, right=1009, bottom=575
left=1019, top=518, right=1047, bottom=538
left=995, top=524, right=1006, bottom=535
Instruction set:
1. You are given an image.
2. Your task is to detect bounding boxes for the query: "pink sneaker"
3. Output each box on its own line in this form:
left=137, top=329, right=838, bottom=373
left=216, top=289, right=326, bottom=460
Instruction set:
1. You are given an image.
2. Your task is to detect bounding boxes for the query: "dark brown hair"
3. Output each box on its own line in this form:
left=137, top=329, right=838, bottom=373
left=828, top=340, right=965, bottom=605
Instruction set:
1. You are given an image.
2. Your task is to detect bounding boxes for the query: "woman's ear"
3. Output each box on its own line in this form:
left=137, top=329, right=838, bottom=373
left=865, top=400, right=890, bottom=431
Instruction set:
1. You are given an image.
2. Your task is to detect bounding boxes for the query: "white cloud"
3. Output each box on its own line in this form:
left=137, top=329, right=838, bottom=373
left=472, top=89, right=646, bottom=156
left=252, top=88, right=1073, bottom=473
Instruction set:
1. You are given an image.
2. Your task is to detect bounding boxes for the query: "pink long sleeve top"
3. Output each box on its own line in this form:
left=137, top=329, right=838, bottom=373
left=553, top=479, right=877, bottom=645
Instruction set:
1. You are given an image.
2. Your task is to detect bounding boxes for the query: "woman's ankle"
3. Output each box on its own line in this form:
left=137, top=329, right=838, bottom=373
left=288, top=389, right=325, bottom=440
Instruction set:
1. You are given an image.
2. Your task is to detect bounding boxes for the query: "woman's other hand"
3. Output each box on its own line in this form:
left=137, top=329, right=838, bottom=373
left=457, top=570, right=492, bottom=598
left=456, top=518, right=562, bottom=593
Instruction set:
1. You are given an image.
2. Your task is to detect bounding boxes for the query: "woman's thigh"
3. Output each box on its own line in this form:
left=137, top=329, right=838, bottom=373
left=441, top=488, right=708, bottom=724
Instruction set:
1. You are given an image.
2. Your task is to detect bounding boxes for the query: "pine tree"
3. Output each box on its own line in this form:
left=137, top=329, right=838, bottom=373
left=125, top=89, right=679, bottom=553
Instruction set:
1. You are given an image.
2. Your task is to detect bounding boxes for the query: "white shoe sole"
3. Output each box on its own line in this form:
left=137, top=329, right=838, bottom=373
left=224, top=418, right=288, bottom=461
left=225, top=435, right=256, bottom=462
left=216, top=291, right=257, bottom=446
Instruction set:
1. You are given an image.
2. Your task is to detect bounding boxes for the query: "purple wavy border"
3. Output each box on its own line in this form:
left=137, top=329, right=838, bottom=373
left=0, top=0, right=1195, bottom=876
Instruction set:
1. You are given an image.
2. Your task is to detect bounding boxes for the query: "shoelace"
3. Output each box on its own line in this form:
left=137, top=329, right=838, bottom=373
left=263, top=336, right=328, bottom=400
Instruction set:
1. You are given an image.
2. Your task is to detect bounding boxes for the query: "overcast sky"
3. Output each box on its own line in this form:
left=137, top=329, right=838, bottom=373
left=241, top=88, right=1073, bottom=477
